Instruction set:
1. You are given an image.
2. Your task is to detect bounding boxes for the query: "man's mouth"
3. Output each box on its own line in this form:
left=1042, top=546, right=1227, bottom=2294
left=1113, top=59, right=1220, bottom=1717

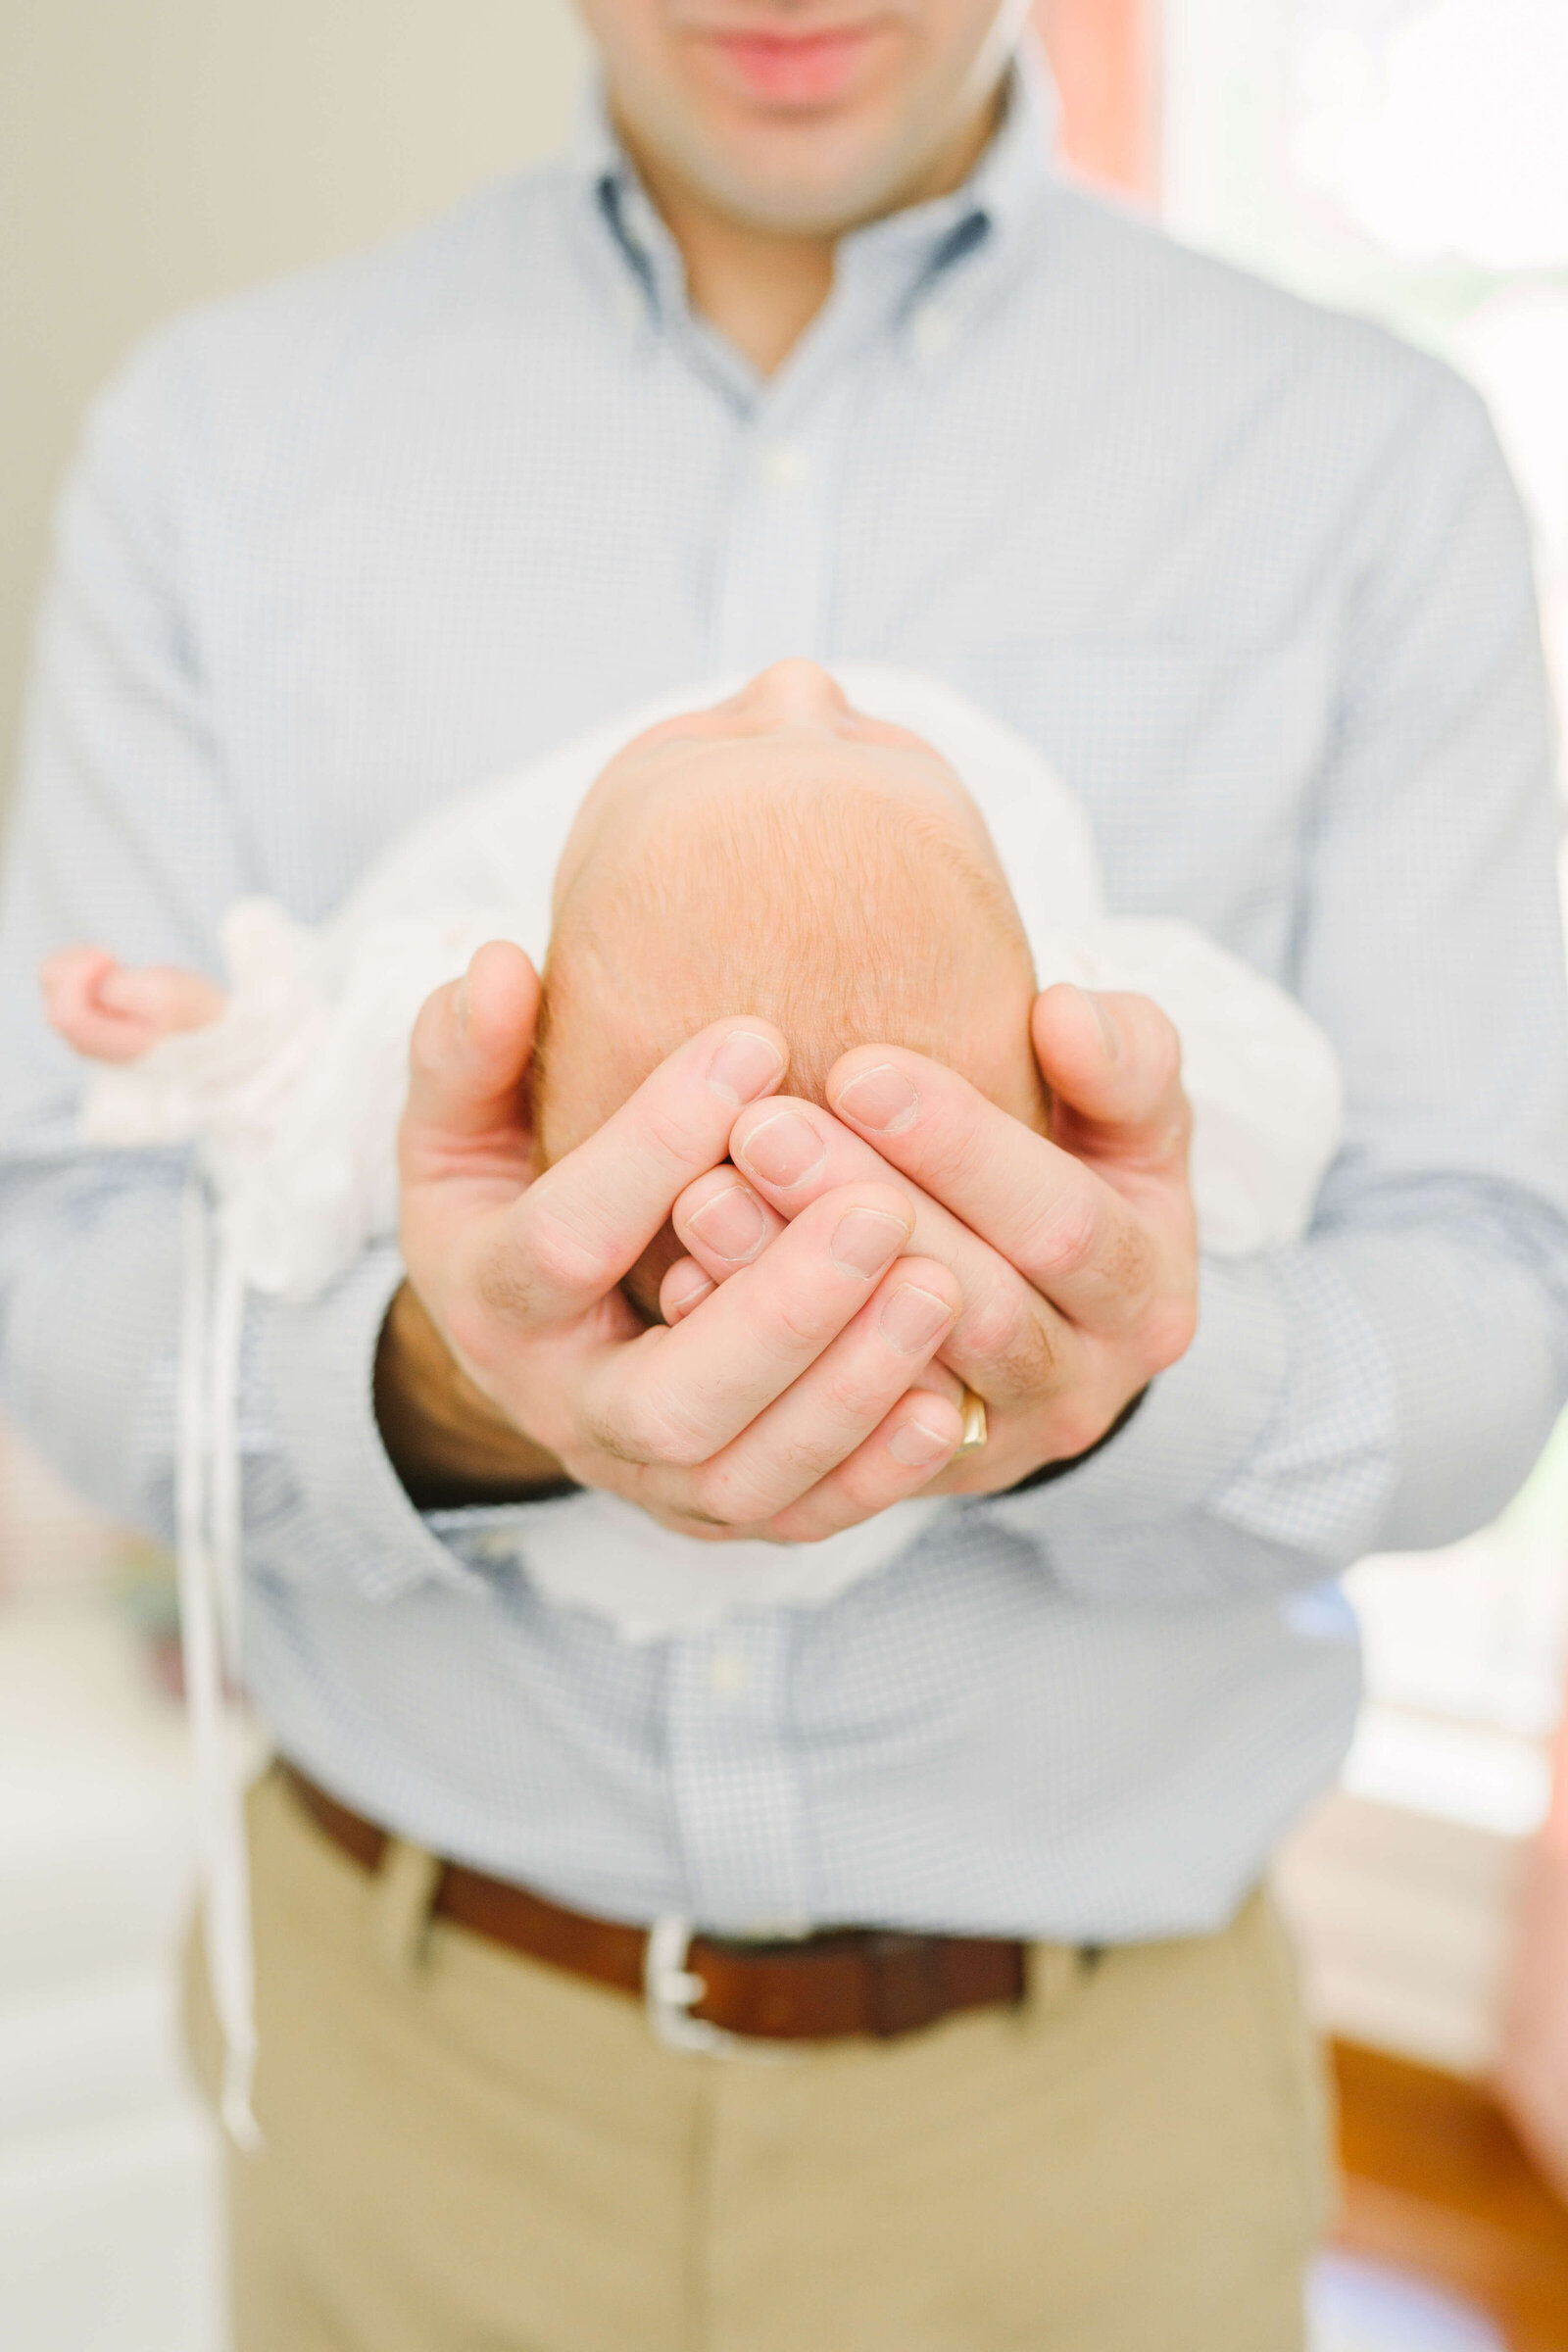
left=694, top=22, right=889, bottom=106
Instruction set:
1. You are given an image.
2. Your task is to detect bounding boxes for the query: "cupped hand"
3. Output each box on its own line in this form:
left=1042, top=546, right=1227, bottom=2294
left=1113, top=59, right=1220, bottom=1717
left=661, top=983, right=1200, bottom=1494
left=389, top=941, right=969, bottom=1540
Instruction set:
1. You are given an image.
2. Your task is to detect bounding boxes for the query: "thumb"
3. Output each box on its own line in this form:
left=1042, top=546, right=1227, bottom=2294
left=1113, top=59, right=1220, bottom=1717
left=404, top=939, right=541, bottom=1157
left=1031, top=983, right=1191, bottom=1177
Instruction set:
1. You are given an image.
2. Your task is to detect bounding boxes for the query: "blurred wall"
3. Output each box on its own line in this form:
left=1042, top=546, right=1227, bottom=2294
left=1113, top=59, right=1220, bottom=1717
left=0, top=0, right=590, bottom=812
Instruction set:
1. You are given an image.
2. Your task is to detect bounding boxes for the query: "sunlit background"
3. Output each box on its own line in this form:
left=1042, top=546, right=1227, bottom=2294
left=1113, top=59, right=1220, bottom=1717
left=3, top=4, right=1567, bottom=2347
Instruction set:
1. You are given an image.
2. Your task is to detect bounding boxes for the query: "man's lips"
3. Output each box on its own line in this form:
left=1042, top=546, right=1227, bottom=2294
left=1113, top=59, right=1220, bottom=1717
left=698, top=24, right=886, bottom=106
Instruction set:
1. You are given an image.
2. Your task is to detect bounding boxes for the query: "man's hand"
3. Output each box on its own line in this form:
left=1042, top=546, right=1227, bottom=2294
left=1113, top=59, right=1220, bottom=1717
left=661, top=984, right=1200, bottom=1495
left=377, top=941, right=969, bottom=1536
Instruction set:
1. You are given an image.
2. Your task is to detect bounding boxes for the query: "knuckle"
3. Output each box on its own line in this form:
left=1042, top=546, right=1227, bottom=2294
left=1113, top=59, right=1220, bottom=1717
left=646, top=1095, right=722, bottom=1173
left=684, top=1455, right=772, bottom=1527
left=1097, top=1222, right=1158, bottom=1319
left=915, top=1108, right=993, bottom=1198
left=1020, top=1186, right=1102, bottom=1280
left=765, top=1476, right=859, bottom=1544
left=581, top=1378, right=698, bottom=1468
left=770, top=1282, right=833, bottom=1353
left=954, top=1284, right=1017, bottom=1366
left=576, top=1396, right=648, bottom=1464
left=518, top=1200, right=611, bottom=1300
left=632, top=1396, right=710, bottom=1469
left=816, top=1360, right=886, bottom=1433
left=467, top=1252, right=536, bottom=1329
left=959, top=1283, right=1059, bottom=1394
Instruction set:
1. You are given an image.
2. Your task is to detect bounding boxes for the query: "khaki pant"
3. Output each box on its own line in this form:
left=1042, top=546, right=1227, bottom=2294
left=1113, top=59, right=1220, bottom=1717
left=185, top=1768, right=1333, bottom=2352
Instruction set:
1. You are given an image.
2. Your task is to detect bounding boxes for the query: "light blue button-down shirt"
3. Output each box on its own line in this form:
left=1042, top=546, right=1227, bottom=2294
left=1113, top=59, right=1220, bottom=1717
left=5, top=56, right=1568, bottom=1940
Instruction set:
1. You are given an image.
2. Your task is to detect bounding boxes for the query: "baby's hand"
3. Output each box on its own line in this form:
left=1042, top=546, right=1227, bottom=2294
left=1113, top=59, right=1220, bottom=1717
left=41, top=946, right=226, bottom=1063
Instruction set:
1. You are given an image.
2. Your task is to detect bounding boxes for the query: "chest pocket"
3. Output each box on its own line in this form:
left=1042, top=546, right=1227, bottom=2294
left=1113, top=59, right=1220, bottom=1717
left=946, top=635, right=1337, bottom=976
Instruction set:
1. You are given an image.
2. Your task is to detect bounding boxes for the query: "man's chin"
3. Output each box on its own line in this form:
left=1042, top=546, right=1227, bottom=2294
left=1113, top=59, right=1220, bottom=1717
left=641, top=112, right=954, bottom=241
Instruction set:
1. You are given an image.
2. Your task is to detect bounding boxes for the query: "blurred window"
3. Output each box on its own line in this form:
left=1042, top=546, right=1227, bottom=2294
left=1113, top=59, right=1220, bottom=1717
left=1166, top=0, right=1568, bottom=1833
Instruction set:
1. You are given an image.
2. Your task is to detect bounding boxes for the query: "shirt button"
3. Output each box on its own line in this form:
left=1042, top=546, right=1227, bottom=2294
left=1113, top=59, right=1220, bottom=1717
left=709, top=1649, right=751, bottom=1696
left=760, top=440, right=810, bottom=490
left=911, top=304, right=957, bottom=362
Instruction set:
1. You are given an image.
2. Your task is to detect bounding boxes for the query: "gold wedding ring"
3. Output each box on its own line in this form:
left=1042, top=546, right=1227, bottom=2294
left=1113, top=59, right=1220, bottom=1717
left=956, top=1385, right=989, bottom=1456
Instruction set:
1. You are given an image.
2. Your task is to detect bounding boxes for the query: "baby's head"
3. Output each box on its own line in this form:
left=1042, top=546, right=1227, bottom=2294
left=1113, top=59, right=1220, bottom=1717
left=532, top=663, right=1047, bottom=1316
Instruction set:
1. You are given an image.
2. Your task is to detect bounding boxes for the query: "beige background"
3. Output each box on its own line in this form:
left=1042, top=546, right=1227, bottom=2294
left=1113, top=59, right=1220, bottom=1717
left=0, top=0, right=590, bottom=816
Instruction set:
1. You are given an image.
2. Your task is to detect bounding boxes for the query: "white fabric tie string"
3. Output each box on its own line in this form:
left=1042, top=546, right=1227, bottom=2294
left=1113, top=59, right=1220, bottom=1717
left=176, top=1175, right=262, bottom=2150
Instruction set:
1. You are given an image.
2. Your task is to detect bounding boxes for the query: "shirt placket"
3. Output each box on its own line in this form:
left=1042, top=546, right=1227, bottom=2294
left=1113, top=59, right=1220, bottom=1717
left=705, top=368, right=858, bottom=673
left=663, top=1615, right=814, bottom=1931
left=612, top=194, right=989, bottom=1932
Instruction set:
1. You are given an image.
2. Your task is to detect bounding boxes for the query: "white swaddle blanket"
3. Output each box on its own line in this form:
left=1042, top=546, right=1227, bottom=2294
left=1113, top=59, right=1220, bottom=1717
left=85, top=664, right=1343, bottom=1643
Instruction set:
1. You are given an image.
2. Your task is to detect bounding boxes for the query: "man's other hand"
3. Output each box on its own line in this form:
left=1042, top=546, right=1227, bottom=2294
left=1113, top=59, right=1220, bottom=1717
left=377, top=941, right=968, bottom=1534
left=662, top=984, right=1200, bottom=1495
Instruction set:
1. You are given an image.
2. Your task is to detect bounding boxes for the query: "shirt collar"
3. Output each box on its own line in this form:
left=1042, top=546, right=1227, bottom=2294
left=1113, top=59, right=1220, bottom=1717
left=567, top=29, right=1060, bottom=342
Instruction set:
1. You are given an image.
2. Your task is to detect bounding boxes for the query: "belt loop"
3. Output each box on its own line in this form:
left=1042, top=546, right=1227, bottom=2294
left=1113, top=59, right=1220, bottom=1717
left=1025, top=1937, right=1086, bottom=2018
left=369, top=1837, right=444, bottom=1980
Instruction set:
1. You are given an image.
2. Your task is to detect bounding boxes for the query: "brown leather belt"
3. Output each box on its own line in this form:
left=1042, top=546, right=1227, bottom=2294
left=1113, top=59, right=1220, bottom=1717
left=280, top=1761, right=1025, bottom=2045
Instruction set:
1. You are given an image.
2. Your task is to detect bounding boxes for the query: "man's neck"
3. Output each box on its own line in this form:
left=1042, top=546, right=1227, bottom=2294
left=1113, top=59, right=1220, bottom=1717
left=617, top=98, right=1003, bottom=378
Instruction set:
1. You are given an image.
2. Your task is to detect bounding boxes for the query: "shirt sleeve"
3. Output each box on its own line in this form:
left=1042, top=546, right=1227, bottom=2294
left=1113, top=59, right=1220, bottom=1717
left=990, top=367, right=1568, bottom=1599
left=0, top=331, right=476, bottom=1606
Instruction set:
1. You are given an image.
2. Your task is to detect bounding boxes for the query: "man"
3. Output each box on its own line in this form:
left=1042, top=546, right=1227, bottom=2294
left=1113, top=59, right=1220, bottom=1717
left=2, top=4, right=1565, bottom=2346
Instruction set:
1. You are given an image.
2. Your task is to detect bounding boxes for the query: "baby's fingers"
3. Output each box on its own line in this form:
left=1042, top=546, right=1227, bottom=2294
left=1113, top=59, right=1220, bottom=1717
left=42, top=947, right=221, bottom=1062
left=41, top=948, right=119, bottom=1049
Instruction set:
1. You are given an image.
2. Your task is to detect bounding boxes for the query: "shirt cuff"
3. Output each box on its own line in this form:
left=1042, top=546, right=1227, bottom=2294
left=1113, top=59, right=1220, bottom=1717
left=983, top=1252, right=1292, bottom=1542
left=260, top=1244, right=489, bottom=1603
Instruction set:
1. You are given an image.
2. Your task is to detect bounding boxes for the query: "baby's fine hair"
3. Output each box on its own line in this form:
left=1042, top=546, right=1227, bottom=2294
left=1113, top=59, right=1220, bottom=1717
left=533, top=771, right=1035, bottom=1152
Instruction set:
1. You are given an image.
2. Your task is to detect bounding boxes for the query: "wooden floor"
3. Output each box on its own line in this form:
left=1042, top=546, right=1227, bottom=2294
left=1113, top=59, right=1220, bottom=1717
left=1332, top=2042, right=1568, bottom=2350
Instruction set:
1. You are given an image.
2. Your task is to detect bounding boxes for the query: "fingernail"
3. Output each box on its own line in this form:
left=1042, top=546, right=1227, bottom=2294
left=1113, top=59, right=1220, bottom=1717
left=888, top=1415, right=958, bottom=1467
left=1074, top=986, right=1118, bottom=1061
left=833, top=1063, right=918, bottom=1134
left=707, top=1030, right=786, bottom=1104
left=829, top=1206, right=907, bottom=1279
left=687, top=1183, right=769, bottom=1263
left=664, top=1269, right=714, bottom=1321
left=735, top=1108, right=825, bottom=1188
left=880, top=1284, right=956, bottom=1355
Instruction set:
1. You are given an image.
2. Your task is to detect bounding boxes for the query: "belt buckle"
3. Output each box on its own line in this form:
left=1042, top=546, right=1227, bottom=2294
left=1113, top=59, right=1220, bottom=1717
left=644, top=1916, right=750, bottom=2056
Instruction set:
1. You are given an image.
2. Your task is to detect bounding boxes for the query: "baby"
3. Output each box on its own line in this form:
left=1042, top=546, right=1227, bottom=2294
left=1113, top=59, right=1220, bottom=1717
left=534, top=683, right=1055, bottom=1325
left=48, top=683, right=1047, bottom=1322
left=41, top=661, right=1342, bottom=1635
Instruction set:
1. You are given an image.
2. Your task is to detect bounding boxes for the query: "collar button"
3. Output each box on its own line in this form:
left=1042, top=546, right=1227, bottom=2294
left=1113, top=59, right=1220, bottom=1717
left=760, top=440, right=810, bottom=491
left=911, top=305, right=957, bottom=363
